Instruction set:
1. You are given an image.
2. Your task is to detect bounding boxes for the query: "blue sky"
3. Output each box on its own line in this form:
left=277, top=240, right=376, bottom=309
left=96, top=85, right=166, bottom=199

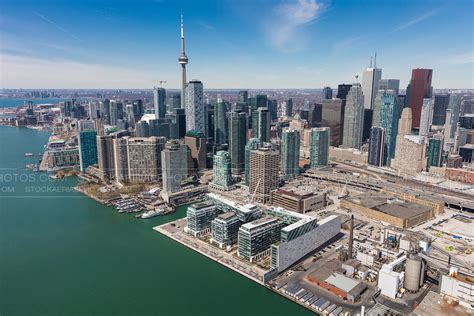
left=1, top=0, right=473, bottom=89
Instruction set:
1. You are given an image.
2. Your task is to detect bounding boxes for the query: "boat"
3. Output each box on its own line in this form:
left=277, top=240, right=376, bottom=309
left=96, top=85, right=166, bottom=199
left=140, top=208, right=164, bottom=219
left=25, top=152, right=33, bottom=157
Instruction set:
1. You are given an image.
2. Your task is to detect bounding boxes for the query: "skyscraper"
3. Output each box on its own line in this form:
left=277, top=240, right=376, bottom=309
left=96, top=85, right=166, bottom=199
left=185, top=80, right=205, bottom=134
left=249, top=94, right=267, bottom=129
left=167, top=108, right=186, bottom=139
left=342, top=83, right=365, bottom=149
left=379, top=92, right=401, bottom=166
left=132, top=99, right=144, bottom=116
left=268, top=99, right=278, bottom=120
left=78, top=129, right=98, bottom=172
left=322, top=87, right=333, bottom=100
left=210, top=151, right=233, bottom=191
left=228, top=111, right=247, bottom=174
left=391, top=107, right=428, bottom=174
left=206, top=102, right=214, bottom=140
left=368, top=127, right=385, bottom=167
left=135, top=121, right=149, bottom=137
left=184, top=130, right=207, bottom=172
left=419, top=98, right=434, bottom=136
left=168, top=93, right=181, bottom=111
left=99, top=99, right=110, bottom=124
left=125, top=104, right=135, bottom=128
left=245, top=138, right=262, bottom=186
left=363, top=109, right=373, bottom=142
left=88, top=102, right=99, bottom=119
left=447, top=95, right=461, bottom=138
left=284, top=98, right=293, bottom=117
left=321, top=99, right=345, bottom=146
left=113, top=138, right=129, bottom=183
left=252, top=108, right=271, bottom=142
left=426, top=136, right=443, bottom=168
left=126, top=136, right=166, bottom=182
left=310, top=127, right=330, bottom=168
left=238, top=90, right=249, bottom=103
left=96, top=134, right=115, bottom=181
left=109, top=100, right=119, bottom=126
left=337, top=84, right=352, bottom=100
left=161, top=140, right=188, bottom=197
left=378, top=79, right=400, bottom=95
left=153, top=87, right=166, bottom=119
left=432, top=94, right=450, bottom=126
left=407, top=68, right=433, bottom=128
left=214, top=100, right=228, bottom=145
left=249, top=146, right=279, bottom=204
left=308, top=103, right=322, bottom=128
left=178, top=14, right=188, bottom=109
left=250, top=94, right=268, bottom=111
left=361, top=56, right=382, bottom=109
left=280, top=128, right=300, bottom=177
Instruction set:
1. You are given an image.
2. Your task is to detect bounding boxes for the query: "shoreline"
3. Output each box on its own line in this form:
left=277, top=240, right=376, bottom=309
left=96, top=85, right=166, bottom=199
left=153, top=218, right=326, bottom=315
left=74, top=184, right=108, bottom=204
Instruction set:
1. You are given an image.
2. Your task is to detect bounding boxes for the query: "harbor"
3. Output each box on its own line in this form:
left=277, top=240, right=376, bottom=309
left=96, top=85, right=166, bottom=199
left=1, top=125, right=311, bottom=316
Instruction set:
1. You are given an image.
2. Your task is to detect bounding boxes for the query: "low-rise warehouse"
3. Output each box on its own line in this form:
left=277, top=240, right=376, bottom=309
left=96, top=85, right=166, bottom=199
left=340, top=192, right=435, bottom=228
left=306, top=259, right=368, bottom=303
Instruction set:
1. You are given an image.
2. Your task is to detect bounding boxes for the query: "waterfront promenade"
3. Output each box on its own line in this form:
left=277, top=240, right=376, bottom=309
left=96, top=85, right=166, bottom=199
left=154, top=218, right=267, bottom=284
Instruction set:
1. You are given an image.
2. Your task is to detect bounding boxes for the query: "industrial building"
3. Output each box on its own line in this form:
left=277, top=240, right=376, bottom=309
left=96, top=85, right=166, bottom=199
left=270, top=186, right=327, bottom=214
left=377, top=252, right=426, bottom=299
left=440, top=267, right=474, bottom=308
left=340, top=192, right=436, bottom=228
left=306, top=261, right=367, bottom=303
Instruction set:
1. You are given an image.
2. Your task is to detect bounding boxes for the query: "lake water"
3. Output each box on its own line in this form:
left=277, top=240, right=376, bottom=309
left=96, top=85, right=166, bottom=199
left=0, top=125, right=312, bottom=316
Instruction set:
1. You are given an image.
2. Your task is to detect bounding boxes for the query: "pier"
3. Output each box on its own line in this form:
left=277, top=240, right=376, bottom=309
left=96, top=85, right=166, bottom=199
left=154, top=218, right=267, bottom=285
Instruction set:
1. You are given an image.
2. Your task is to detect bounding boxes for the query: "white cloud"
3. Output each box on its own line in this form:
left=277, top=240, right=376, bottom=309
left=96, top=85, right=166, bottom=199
left=0, top=53, right=177, bottom=89
left=394, top=9, right=438, bottom=31
left=265, top=0, right=324, bottom=53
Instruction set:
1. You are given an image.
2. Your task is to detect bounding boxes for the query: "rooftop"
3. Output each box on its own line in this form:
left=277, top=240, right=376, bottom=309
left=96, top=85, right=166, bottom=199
left=217, top=211, right=237, bottom=220
left=241, top=216, right=280, bottom=230
left=345, top=192, right=433, bottom=219
left=325, top=272, right=361, bottom=293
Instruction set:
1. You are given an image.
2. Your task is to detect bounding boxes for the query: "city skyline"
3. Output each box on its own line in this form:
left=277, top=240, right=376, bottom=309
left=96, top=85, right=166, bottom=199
left=1, top=0, right=473, bottom=89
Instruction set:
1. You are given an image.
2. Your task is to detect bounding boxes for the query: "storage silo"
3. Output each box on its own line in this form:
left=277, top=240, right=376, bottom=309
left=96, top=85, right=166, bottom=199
left=404, top=253, right=425, bottom=292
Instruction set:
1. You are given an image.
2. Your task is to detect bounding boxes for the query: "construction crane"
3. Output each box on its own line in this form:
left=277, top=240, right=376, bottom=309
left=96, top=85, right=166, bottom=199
left=152, top=80, right=167, bottom=88
left=250, top=178, right=261, bottom=203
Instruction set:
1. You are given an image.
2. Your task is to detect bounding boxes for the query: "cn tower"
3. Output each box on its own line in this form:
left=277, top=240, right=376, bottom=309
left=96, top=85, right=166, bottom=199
left=178, top=13, right=188, bottom=109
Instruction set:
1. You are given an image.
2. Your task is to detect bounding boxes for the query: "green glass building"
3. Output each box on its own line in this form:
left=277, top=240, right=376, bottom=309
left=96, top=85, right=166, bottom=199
left=228, top=111, right=247, bottom=173
left=210, top=151, right=233, bottom=191
left=379, top=92, right=401, bottom=166
left=310, top=127, right=329, bottom=168
left=426, top=137, right=443, bottom=168
left=280, top=128, right=300, bottom=177
left=78, top=129, right=98, bottom=172
left=214, top=100, right=228, bottom=145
